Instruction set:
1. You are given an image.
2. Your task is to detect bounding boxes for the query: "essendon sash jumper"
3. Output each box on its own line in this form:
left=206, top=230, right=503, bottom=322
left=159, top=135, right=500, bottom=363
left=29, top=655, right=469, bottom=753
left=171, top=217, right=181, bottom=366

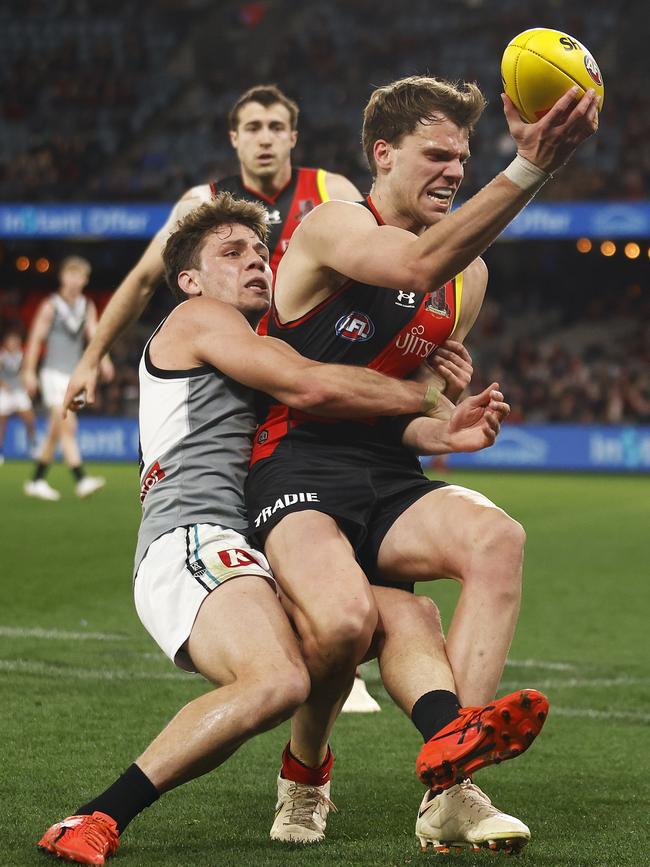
left=211, top=167, right=329, bottom=278
left=251, top=196, right=463, bottom=466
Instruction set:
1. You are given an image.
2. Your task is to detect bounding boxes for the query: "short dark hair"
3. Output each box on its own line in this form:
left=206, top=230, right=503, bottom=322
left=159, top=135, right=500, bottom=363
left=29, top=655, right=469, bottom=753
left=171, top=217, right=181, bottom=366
left=228, top=84, right=299, bottom=130
left=362, top=75, right=487, bottom=175
left=162, top=193, right=269, bottom=302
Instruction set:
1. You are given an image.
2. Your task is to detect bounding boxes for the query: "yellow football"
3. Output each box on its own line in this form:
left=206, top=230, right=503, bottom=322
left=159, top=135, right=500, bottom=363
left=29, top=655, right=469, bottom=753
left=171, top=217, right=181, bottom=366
left=501, top=28, right=604, bottom=123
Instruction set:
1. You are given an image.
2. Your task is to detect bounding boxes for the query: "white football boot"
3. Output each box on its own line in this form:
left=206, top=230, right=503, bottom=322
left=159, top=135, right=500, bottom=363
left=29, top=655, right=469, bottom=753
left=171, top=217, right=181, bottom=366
left=23, top=479, right=60, bottom=501
left=75, top=476, right=106, bottom=498
left=415, top=779, right=531, bottom=854
left=341, top=675, right=381, bottom=713
left=270, top=775, right=337, bottom=843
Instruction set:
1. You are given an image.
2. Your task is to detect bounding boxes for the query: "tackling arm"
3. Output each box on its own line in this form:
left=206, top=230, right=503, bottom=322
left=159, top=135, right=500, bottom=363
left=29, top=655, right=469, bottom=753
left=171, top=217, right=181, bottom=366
left=171, top=298, right=439, bottom=419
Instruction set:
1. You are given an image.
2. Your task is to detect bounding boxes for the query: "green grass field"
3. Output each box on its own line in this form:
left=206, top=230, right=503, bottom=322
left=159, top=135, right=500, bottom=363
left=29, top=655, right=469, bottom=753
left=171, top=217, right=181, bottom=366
left=1, top=461, right=648, bottom=866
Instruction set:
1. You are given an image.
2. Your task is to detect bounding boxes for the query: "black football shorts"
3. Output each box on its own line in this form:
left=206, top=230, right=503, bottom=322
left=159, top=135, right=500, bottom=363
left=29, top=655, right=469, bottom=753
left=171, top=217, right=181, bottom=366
left=245, top=431, right=447, bottom=590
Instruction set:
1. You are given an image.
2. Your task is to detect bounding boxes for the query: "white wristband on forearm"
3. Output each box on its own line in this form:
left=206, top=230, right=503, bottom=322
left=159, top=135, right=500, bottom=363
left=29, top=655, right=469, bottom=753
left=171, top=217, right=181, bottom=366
left=502, top=154, right=551, bottom=193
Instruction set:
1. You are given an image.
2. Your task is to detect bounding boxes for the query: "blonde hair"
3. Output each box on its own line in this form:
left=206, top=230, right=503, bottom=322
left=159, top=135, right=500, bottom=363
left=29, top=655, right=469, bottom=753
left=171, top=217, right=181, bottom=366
left=59, top=255, right=91, bottom=274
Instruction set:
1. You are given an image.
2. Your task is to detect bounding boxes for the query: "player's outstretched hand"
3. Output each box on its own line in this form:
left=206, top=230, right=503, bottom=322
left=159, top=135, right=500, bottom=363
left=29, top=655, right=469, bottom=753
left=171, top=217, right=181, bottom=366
left=447, top=382, right=510, bottom=453
left=503, top=86, right=600, bottom=175
left=428, top=340, right=473, bottom=403
left=62, top=359, right=98, bottom=417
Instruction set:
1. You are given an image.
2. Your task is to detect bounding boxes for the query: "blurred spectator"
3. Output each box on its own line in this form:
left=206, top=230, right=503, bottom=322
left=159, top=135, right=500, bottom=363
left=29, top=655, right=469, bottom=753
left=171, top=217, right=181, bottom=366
left=0, top=0, right=645, bottom=202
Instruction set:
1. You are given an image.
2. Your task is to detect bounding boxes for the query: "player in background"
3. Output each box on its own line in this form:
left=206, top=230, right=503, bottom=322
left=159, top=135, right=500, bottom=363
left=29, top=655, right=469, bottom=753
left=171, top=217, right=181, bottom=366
left=62, top=84, right=360, bottom=411
left=37, top=197, right=513, bottom=866
left=0, top=329, right=36, bottom=463
left=246, top=77, right=599, bottom=850
left=21, top=256, right=113, bottom=501
left=61, top=82, right=471, bottom=712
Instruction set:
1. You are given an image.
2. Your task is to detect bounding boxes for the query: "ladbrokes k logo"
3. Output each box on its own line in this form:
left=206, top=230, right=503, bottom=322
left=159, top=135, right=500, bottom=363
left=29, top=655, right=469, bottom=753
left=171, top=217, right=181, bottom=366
left=140, top=461, right=166, bottom=503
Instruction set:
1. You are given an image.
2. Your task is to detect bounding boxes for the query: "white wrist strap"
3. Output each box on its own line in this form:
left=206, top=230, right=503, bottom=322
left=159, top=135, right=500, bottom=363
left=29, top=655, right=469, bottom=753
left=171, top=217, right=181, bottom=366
left=502, top=154, right=551, bottom=193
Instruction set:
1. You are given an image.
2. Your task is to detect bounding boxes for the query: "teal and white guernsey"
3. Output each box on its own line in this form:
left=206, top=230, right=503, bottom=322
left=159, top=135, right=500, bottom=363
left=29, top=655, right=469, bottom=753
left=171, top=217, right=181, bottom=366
left=134, top=314, right=256, bottom=573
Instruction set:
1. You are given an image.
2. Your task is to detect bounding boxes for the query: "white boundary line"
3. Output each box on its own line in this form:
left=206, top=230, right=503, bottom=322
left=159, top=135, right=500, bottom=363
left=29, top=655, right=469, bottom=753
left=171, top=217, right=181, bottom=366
left=0, top=626, right=129, bottom=641
left=505, top=658, right=576, bottom=672
left=0, top=659, right=187, bottom=681
left=500, top=677, right=650, bottom=689
left=552, top=706, right=650, bottom=724
left=3, top=658, right=648, bottom=723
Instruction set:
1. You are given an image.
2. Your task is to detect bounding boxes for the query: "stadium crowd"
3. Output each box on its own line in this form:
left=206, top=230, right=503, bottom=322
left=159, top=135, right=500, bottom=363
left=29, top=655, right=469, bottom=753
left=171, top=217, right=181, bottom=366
left=0, top=0, right=647, bottom=202
left=1, top=0, right=648, bottom=425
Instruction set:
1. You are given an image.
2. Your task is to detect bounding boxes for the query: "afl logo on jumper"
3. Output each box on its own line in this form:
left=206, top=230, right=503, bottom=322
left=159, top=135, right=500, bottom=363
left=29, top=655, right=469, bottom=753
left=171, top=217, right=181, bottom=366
left=584, top=54, right=602, bottom=87
left=265, top=208, right=282, bottom=225
left=335, top=312, right=375, bottom=342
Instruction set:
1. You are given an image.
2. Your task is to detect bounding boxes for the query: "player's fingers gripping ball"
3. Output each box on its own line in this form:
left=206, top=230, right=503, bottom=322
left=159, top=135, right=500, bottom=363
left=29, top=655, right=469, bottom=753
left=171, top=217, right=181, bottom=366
left=501, top=28, right=604, bottom=123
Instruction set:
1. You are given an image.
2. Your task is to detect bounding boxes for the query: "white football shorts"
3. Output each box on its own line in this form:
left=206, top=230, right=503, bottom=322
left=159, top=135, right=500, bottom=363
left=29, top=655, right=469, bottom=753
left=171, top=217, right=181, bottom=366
left=39, top=368, right=70, bottom=409
left=0, top=387, right=32, bottom=415
left=134, top=523, right=276, bottom=672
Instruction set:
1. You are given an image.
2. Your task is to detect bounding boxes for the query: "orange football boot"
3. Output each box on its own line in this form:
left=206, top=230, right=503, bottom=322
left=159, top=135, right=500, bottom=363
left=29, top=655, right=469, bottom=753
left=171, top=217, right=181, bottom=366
left=416, top=689, right=549, bottom=792
left=38, top=811, right=119, bottom=865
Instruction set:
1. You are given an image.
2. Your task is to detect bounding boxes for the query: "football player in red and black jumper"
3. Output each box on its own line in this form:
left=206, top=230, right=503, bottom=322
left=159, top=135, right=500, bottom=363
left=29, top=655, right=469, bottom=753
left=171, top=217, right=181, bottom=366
left=245, top=74, right=599, bottom=850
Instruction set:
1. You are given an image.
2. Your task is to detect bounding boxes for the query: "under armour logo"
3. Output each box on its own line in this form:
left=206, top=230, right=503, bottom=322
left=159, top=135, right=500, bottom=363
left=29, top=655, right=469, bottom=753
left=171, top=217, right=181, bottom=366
left=396, top=291, right=417, bottom=307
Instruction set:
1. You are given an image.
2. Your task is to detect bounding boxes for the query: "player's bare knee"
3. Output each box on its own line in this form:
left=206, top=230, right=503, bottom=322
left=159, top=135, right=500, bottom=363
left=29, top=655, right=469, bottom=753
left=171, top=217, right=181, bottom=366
left=304, top=598, right=377, bottom=673
left=412, top=593, right=442, bottom=626
left=271, top=662, right=311, bottom=718
left=238, top=661, right=309, bottom=730
left=471, top=509, right=525, bottom=561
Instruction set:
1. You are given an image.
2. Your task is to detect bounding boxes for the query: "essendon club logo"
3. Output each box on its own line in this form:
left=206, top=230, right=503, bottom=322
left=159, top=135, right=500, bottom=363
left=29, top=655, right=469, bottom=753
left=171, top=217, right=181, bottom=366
left=218, top=548, right=261, bottom=568
left=584, top=54, right=602, bottom=87
left=335, top=311, right=375, bottom=342
left=140, top=461, right=166, bottom=503
left=296, top=198, right=315, bottom=221
left=425, top=286, right=451, bottom=318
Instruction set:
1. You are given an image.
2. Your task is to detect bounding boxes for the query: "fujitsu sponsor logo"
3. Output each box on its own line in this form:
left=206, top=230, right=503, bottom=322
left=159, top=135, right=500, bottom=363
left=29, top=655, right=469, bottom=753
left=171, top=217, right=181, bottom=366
left=395, top=324, right=437, bottom=359
left=140, top=460, right=166, bottom=503
left=254, top=492, right=320, bottom=527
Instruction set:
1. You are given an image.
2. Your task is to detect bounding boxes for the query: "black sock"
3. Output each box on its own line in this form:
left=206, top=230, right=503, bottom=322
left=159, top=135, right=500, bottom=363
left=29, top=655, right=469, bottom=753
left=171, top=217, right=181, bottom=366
left=71, top=464, right=85, bottom=482
left=33, top=462, right=49, bottom=481
left=76, top=764, right=160, bottom=834
left=411, top=689, right=461, bottom=742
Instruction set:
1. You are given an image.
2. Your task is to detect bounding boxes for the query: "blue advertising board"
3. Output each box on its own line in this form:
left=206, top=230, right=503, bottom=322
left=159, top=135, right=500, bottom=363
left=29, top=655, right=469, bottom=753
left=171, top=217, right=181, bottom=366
left=4, top=417, right=650, bottom=472
left=4, top=416, right=140, bottom=462
left=1, top=202, right=649, bottom=240
left=427, top=424, right=650, bottom=472
left=0, top=204, right=169, bottom=239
